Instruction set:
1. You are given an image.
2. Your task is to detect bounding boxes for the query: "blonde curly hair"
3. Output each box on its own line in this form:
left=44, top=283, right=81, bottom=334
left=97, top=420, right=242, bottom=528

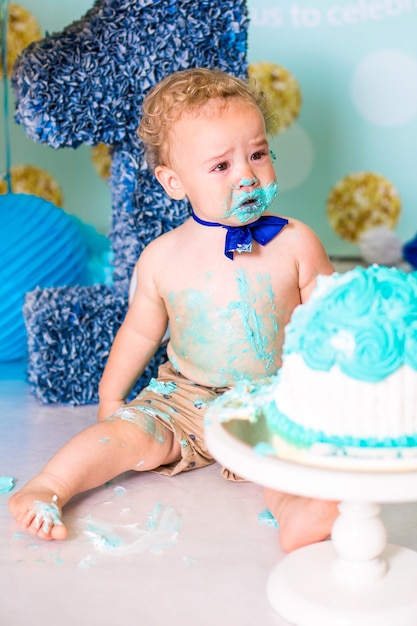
left=138, top=67, right=271, bottom=171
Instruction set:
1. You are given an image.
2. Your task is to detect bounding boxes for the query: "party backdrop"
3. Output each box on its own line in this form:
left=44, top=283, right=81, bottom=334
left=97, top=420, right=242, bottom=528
left=1, top=0, right=416, bottom=257
left=247, top=0, right=417, bottom=256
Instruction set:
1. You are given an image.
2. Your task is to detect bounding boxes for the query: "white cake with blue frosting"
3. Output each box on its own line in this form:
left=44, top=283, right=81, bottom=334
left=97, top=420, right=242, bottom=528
left=264, top=264, right=417, bottom=466
left=208, top=265, right=417, bottom=468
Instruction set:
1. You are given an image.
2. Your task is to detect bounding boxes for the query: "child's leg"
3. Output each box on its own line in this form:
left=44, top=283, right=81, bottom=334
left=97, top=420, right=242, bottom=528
left=9, top=415, right=181, bottom=540
left=264, top=487, right=339, bottom=553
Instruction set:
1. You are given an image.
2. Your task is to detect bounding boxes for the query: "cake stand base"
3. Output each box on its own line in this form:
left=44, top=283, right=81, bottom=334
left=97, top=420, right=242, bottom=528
left=204, top=418, right=417, bottom=626
left=268, top=542, right=417, bottom=626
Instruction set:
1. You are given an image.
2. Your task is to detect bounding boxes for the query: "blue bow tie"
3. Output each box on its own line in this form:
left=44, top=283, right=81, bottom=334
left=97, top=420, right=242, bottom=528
left=191, top=211, right=288, bottom=260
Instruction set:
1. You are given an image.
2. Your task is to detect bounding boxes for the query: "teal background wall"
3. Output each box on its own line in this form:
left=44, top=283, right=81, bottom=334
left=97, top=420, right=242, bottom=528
left=248, top=0, right=417, bottom=256
left=2, top=0, right=417, bottom=256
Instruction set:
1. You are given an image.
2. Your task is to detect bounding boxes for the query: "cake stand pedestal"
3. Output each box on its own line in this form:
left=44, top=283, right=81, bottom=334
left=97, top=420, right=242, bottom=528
left=205, top=419, right=417, bottom=626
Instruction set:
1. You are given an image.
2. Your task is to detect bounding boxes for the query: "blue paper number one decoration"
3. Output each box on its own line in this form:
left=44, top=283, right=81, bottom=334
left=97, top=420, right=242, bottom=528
left=9, top=0, right=248, bottom=401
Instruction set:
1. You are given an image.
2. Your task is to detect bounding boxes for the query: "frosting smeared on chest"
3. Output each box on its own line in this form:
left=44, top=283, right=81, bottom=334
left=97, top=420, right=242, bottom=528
left=168, top=270, right=279, bottom=385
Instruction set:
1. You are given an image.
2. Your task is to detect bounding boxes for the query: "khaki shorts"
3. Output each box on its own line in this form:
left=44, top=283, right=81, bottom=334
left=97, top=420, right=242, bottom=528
left=112, top=360, right=243, bottom=481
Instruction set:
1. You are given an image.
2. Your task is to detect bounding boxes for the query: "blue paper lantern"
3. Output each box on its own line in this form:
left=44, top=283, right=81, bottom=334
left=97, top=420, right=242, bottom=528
left=0, top=193, right=89, bottom=361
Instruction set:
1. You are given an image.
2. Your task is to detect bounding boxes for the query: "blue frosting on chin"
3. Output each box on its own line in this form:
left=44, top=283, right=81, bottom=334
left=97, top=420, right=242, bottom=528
left=284, top=265, right=417, bottom=383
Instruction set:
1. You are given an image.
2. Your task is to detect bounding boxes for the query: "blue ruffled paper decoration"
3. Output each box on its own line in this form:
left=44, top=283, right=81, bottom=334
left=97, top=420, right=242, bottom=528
left=23, top=284, right=166, bottom=404
left=12, top=0, right=248, bottom=404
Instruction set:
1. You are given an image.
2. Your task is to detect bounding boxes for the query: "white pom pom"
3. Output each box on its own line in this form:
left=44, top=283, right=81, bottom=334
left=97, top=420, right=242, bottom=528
left=358, top=226, right=403, bottom=266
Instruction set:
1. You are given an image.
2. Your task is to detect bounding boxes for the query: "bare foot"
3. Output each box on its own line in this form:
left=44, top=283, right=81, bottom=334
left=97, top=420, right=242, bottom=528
left=9, top=482, right=68, bottom=540
left=264, top=488, right=339, bottom=553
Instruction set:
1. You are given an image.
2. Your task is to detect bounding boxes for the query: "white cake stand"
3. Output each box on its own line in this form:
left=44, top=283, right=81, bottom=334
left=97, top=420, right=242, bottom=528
left=205, top=418, right=417, bottom=626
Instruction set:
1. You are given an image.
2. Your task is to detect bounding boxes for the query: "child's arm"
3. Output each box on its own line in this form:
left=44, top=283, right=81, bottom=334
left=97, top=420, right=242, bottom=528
left=291, top=219, right=334, bottom=304
left=98, top=245, right=168, bottom=421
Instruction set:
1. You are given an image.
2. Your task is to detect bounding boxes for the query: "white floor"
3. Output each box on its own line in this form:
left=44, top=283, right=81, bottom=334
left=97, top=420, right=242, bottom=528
left=1, top=360, right=417, bottom=626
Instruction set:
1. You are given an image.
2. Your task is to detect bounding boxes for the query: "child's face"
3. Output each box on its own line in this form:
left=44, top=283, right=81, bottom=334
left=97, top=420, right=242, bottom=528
left=156, top=98, right=277, bottom=225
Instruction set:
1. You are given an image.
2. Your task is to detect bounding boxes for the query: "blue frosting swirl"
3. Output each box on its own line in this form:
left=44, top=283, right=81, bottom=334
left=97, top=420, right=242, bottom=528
left=284, top=265, right=417, bottom=382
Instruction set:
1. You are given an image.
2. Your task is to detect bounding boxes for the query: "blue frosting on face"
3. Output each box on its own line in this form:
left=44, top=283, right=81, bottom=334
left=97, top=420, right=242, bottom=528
left=284, top=265, right=417, bottom=382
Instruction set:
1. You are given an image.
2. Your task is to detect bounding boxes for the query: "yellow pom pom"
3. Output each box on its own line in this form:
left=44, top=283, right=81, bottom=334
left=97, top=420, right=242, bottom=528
left=248, top=61, right=302, bottom=136
left=0, top=164, right=63, bottom=207
left=326, top=172, right=401, bottom=243
left=91, top=143, right=112, bottom=180
left=0, top=4, right=42, bottom=78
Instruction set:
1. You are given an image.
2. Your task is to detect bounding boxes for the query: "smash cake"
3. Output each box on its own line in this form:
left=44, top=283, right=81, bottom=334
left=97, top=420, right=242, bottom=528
left=207, top=265, right=417, bottom=469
